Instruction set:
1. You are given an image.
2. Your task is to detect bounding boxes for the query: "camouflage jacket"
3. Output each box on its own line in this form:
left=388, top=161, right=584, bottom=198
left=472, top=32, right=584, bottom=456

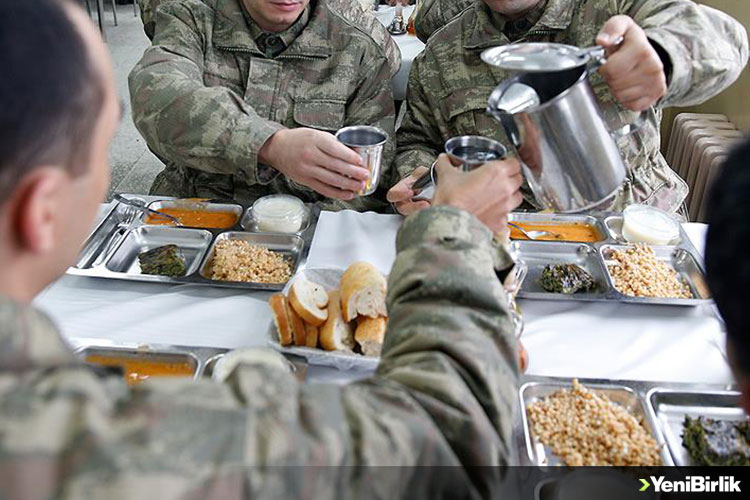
left=0, top=207, right=519, bottom=499
left=130, top=0, right=401, bottom=212
left=414, top=0, right=473, bottom=42
left=397, top=0, right=749, bottom=213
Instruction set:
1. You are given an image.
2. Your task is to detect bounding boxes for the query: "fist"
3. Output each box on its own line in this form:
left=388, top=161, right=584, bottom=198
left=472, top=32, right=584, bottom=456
left=596, top=15, right=667, bottom=111
left=432, top=154, right=523, bottom=233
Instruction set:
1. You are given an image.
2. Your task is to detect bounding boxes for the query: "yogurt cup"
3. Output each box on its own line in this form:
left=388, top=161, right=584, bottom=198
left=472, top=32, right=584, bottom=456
left=622, top=204, right=680, bottom=245
left=251, top=195, right=307, bottom=234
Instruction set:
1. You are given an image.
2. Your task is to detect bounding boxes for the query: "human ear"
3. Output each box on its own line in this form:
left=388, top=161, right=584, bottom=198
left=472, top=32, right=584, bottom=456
left=14, top=168, right=68, bottom=255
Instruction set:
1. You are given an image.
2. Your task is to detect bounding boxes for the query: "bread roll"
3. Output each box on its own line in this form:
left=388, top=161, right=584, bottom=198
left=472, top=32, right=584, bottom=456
left=304, top=323, right=319, bottom=349
left=289, top=276, right=329, bottom=326
left=287, top=301, right=307, bottom=346
left=355, top=316, right=387, bottom=357
left=269, top=293, right=293, bottom=346
left=320, top=290, right=354, bottom=352
left=340, top=262, right=387, bottom=321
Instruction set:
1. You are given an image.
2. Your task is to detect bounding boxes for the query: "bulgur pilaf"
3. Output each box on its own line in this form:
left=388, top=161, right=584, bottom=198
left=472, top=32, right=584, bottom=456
left=607, top=244, right=692, bottom=299
left=209, top=240, right=293, bottom=284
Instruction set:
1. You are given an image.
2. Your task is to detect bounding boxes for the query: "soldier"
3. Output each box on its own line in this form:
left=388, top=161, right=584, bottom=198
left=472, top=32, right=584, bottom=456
left=1, top=1, right=528, bottom=496
left=389, top=0, right=748, bottom=217
left=130, top=0, right=401, bottom=212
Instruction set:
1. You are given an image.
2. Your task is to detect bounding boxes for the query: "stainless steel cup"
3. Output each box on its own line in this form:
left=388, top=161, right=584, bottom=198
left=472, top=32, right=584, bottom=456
left=335, top=126, right=388, bottom=196
left=444, top=136, right=507, bottom=171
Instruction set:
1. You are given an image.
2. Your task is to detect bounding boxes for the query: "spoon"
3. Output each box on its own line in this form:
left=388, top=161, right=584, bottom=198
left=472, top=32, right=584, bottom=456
left=114, top=194, right=182, bottom=226
left=508, top=222, right=559, bottom=240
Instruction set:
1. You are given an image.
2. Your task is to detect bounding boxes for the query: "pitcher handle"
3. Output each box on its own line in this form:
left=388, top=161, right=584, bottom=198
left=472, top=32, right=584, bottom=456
left=585, top=35, right=625, bottom=73
left=610, top=110, right=649, bottom=140
left=487, top=75, right=524, bottom=149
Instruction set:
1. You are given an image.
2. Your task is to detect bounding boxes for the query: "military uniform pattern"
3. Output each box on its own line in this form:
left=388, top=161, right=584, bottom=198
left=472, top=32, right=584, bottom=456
left=398, top=0, right=749, bottom=213
left=414, top=0, right=473, bottom=42
left=130, top=0, right=401, bottom=212
left=0, top=206, right=518, bottom=499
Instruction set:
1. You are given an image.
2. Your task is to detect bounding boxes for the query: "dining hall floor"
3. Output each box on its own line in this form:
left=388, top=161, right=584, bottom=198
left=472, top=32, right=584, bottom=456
left=93, top=3, right=160, bottom=201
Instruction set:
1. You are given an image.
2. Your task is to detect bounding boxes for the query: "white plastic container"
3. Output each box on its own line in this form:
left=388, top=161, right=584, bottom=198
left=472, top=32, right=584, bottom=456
left=622, top=204, right=680, bottom=245
left=251, top=195, right=306, bottom=234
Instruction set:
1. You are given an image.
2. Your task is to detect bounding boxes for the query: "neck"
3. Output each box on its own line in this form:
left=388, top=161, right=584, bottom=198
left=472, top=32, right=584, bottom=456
left=495, top=0, right=544, bottom=21
left=0, top=244, right=46, bottom=304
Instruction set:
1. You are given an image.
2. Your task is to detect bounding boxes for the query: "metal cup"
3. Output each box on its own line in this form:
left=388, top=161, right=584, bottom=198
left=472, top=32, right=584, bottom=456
left=335, top=126, right=388, bottom=196
left=444, top=136, right=507, bottom=171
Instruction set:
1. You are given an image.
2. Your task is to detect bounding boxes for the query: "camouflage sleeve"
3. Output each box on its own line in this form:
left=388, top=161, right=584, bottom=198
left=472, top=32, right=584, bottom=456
left=128, top=1, right=284, bottom=184
left=414, top=0, right=474, bottom=43
left=622, top=0, right=749, bottom=108
left=394, top=46, right=446, bottom=180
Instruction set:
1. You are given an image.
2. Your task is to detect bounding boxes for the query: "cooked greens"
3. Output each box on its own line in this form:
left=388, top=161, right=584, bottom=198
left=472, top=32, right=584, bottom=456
left=138, top=245, right=186, bottom=277
left=682, top=416, right=750, bottom=466
left=540, top=264, right=596, bottom=294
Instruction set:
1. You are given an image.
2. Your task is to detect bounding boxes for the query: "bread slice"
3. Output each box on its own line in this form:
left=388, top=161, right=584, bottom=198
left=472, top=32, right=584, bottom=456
left=287, top=301, right=307, bottom=346
left=304, top=323, right=319, bottom=349
left=289, top=277, right=329, bottom=327
left=355, top=316, right=387, bottom=357
left=320, top=290, right=355, bottom=352
left=340, top=262, right=387, bottom=321
left=269, top=293, right=293, bottom=346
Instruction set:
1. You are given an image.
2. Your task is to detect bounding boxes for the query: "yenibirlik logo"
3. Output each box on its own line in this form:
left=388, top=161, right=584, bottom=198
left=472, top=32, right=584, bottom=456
left=639, top=476, right=741, bottom=493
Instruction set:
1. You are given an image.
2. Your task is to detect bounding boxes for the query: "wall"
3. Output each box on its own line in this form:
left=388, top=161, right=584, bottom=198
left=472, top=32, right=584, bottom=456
left=661, top=0, right=750, bottom=149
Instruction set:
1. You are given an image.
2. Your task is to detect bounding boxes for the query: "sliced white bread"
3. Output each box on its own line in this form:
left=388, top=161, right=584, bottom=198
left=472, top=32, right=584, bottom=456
left=304, top=323, right=319, bottom=349
left=340, top=262, right=387, bottom=321
left=355, top=316, right=387, bottom=357
left=269, top=293, right=293, bottom=346
left=289, top=276, right=329, bottom=327
left=320, top=290, right=355, bottom=352
left=287, top=300, right=307, bottom=347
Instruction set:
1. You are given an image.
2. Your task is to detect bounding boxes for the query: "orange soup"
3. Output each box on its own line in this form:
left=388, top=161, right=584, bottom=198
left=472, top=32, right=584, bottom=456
left=145, top=208, right=238, bottom=229
left=85, top=355, right=195, bottom=386
left=509, top=222, right=602, bottom=242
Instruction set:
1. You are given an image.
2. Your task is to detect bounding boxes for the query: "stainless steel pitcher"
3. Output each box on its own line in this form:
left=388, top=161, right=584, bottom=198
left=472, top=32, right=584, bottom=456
left=483, top=40, right=642, bottom=213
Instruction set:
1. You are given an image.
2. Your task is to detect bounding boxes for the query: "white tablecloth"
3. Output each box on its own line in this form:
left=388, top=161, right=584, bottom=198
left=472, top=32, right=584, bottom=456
left=374, top=5, right=426, bottom=100
left=34, top=209, right=731, bottom=386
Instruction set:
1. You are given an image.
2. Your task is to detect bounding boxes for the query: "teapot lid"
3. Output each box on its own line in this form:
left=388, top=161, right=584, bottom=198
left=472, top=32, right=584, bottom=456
left=481, top=43, right=593, bottom=72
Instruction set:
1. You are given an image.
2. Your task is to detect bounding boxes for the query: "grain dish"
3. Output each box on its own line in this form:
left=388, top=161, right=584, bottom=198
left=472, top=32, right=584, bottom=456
left=527, top=379, right=662, bottom=466
left=209, top=240, right=293, bottom=283
left=607, top=244, right=692, bottom=299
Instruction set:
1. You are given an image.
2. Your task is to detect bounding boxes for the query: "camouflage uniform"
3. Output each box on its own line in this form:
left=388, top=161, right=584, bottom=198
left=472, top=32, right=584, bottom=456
left=414, top=0, right=473, bottom=42
left=397, top=0, right=749, bottom=213
left=0, top=207, right=519, bottom=498
left=130, top=0, right=401, bottom=212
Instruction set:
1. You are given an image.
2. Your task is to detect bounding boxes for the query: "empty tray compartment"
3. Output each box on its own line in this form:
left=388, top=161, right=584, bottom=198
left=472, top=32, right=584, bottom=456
left=600, top=244, right=711, bottom=304
left=105, top=226, right=212, bottom=278
left=509, top=212, right=607, bottom=243
left=143, top=200, right=243, bottom=229
left=520, top=380, right=670, bottom=466
left=647, top=389, right=748, bottom=466
left=199, top=232, right=304, bottom=289
left=513, top=242, right=609, bottom=300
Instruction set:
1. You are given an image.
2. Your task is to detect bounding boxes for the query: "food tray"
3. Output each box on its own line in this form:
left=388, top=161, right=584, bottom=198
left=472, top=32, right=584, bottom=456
left=510, top=211, right=712, bottom=306
left=518, top=377, right=672, bottom=466
left=646, top=388, right=748, bottom=466
left=67, top=195, right=321, bottom=291
left=267, top=267, right=381, bottom=371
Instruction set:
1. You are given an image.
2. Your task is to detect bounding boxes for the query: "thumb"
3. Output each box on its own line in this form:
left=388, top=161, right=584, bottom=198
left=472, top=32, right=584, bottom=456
left=596, top=15, right=633, bottom=47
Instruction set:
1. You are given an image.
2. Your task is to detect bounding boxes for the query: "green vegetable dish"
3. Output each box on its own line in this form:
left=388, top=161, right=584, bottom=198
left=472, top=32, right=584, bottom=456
left=138, top=245, right=187, bottom=277
left=682, top=416, right=750, bottom=466
left=540, top=264, right=596, bottom=294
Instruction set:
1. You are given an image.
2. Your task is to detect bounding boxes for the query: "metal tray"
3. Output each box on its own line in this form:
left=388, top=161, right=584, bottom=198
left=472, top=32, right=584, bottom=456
left=511, top=211, right=711, bottom=307
left=199, top=232, right=304, bottom=291
left=68, top=195, right=321, bottom=291
left=143, top=200, right=244, bottom=229
left=600, top=244, right=712, bottom=305
left=646, top=388, right=748, bottom=466
left=105, top=226, right=213, bottom=280
left=515, top=242, right=609, bottom=301
left=519, top=378, right=672, bottom=466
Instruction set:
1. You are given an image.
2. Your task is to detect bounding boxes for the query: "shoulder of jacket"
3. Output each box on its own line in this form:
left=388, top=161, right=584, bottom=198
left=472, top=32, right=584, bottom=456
left=426, top=3, right=478, bottom=48
left=320, top=0, right=390, bottom=60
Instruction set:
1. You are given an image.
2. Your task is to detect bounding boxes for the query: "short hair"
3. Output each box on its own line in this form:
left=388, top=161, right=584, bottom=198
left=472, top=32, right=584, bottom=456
left=705, top=138, right=750, bottom=376
left=0, top=0, right=105, bottom=203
